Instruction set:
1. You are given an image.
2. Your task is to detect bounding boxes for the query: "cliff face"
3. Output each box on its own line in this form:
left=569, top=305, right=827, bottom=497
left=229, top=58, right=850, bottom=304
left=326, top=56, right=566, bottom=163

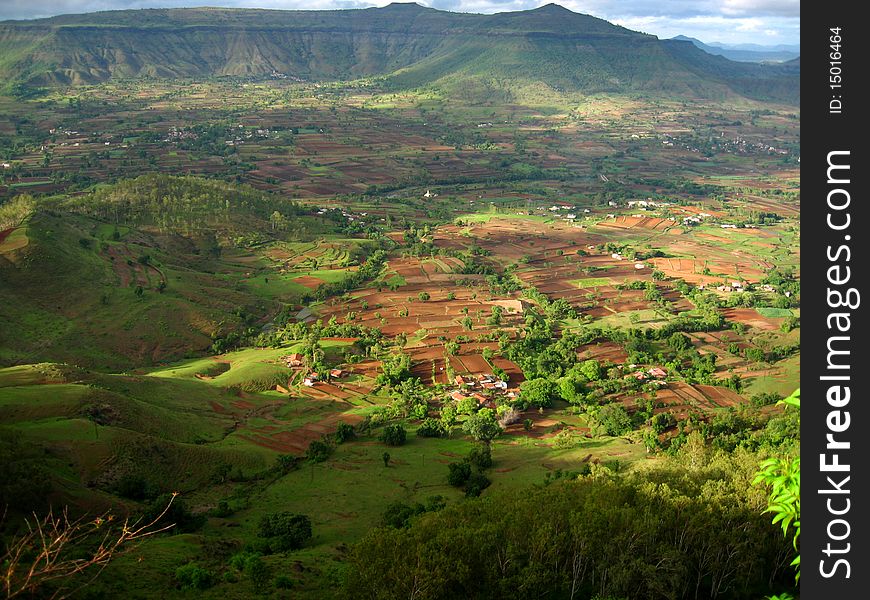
left=0, top=3, right=798, bottom=103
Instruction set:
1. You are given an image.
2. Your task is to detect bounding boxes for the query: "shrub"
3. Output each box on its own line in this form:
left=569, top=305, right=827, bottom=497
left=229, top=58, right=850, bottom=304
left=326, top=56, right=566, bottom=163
left=467, top=444, right=492, bottom=470
left=447, top=462, right=472, bottom=487
left=306, top=439, right=333, bottom=463
left=379, top=423, right=407, bottom=446
left=417, top=418, right=446, bottom=438
left=175, top=563, right=215, bottom=590
left=334, top=422, right=356, bottom=443
left=258, top=512, right=313, bottom=552
left=464, top=473, right=491, bottom=498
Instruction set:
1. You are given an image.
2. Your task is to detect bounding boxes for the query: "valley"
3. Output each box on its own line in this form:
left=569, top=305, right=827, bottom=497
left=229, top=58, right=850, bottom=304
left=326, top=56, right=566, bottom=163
left=0, top=4, right=800, bottom=599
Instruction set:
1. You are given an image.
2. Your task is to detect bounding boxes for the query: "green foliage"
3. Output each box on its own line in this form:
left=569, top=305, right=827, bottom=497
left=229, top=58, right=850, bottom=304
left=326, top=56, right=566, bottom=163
left=381, top=496, right=446, bottom=529
left=596, top=403, right=633, bottom=437
left=305, top=438, right=334, bottom=463
left=175, top=563, right=215, bottom=590
left=417, top=418, right=447, bottom=438
left=379, top=423, right=407, bottom=446
left=345, top=459, right=794, bottom=599
left=334, top=421, right=356, bottom=444
left=0, top=194, right=36, bottom=230
left=377, top=351, right=413, bottom=387
left=462, top=408, right=502, bottom=443
left=467, top=444, right=492, bottom=470
left=447, top=461, right=472, bottom=487
left=579, top=359, right=602, bottom=381
left=518, top=377, right=557, bottom=409
left=143, top=493, right=203, bottom=533
left=258, top=512, right=313, bottom=553
left=754, top=389, right=800, bottom=584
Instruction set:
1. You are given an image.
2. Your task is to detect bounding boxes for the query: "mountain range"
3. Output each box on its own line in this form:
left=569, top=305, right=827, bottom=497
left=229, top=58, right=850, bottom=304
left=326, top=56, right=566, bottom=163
left=0, top=3, right=799, bottom=103
left=670, top=35, right=800, bottom=63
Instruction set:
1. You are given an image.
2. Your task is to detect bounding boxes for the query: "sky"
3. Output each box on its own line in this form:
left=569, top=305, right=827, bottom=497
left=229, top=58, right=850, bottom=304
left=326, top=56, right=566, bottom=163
left=0, top=0, right=800, bottom=46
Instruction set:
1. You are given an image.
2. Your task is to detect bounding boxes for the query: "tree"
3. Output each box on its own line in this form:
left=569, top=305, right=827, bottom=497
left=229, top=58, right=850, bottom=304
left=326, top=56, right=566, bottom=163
left=258, top=512, right=313, bottom=552
left=1, top=495, right=179, bottom=598
left=597, top=403, right=633, bottom=437
left=379, top=423, right=407, bottom=446
left=462, top=408, right=502, bottom=443
left=447, top=462, right=471, bottom=487
left=334, top=422, right=355, bottom=443
left=377, top=352, right=412, bottom=387
left=467, top=444, right=492, bottom=470
left=306, top=439, right=333, bottom=463
left=667, top=332, right=691, bottom=352
left=175, top=563, right=215, bottom=590
left=382, top=452, right=391, bottom=467
left=579, top=359, right=602, bottom=382
left=417, top=418, right=446, bottom=438
left=519, top=378, right=557, bottom=409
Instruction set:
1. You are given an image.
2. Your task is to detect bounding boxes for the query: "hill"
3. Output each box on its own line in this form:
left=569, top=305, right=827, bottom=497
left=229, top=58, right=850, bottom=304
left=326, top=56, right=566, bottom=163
left=0, top=3, right=798, bottom=103
left=671, top=35, right=800, bottom=63
left=0, top=175, right=338, bottom=370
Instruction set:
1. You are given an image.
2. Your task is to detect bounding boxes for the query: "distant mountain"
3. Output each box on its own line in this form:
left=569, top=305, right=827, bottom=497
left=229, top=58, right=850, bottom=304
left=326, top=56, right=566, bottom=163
left=0, top=3, right=798, bottom=103
left=671, top=35, right=800, bottom=63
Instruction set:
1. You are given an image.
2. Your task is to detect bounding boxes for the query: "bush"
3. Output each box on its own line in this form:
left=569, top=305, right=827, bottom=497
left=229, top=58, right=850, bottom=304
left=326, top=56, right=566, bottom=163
left=143, top=493, right=204, bottom=533
left=175, top=563, right=215, bottom=590
left=334, top=422, right=356, bottom=443
left=447, top=462, right=472, bottom=487
left=467, top=444, right=492, bottom=470
left=306, top=439, right=333, bottom=463
left=464, top=473, right=491, bottom=498
left=113, top=473, right=157, bottom=500
left=597, top=403, right=633, bottom=437
left=379, top=423, right=407, bottom=446
left=275, top=575, right=295, bottom=589
left=751, top=392, right=783, bottom=408
left=258, top=512, right=313, bottom=552
left=417, top=418, right=446, bottom=438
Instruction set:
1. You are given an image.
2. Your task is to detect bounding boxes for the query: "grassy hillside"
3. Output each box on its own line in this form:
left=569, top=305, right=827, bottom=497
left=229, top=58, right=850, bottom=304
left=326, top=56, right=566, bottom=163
left=0, top=3, right=798, bottom=103
left=0, top=175, right=343, bottom=369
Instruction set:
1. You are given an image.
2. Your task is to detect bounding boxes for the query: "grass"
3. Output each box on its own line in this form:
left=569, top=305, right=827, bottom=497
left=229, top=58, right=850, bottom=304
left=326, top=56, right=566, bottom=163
left=755, top=307, right=793, bottom=318
left=570, top=277, right=612, bottom=288
left=0, top=226, right=28, bottom=253
left=243, top=273, right=312, bottom=300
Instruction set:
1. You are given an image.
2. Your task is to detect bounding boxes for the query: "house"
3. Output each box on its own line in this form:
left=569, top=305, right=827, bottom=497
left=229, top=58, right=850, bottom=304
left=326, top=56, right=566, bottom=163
left=454, top=375, right=466, bottom=387
left=303, top=377, right=316, bottom=387
left=450, top=390, right=469, bottom=403
left=330, top=369, right=345, bottom=379
left=285, top=353, right=304, bottom=367
left=632, top=370, right=648, bottom=381
left=634, top=263, right=645, bottom=269
left=472, top=393, right=488, bottom=405
left=482, top=382, right=497, bottom=390
left=648, top=367, right=667, bottom=379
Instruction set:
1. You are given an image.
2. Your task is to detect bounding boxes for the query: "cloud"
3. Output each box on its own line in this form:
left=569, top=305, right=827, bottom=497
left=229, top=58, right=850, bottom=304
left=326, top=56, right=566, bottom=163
left=721, top=0, right=799, bottom=18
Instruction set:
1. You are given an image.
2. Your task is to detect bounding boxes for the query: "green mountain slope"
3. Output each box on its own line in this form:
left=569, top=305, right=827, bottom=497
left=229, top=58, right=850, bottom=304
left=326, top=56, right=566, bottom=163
left=0, top=3, right=798, bottom=103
